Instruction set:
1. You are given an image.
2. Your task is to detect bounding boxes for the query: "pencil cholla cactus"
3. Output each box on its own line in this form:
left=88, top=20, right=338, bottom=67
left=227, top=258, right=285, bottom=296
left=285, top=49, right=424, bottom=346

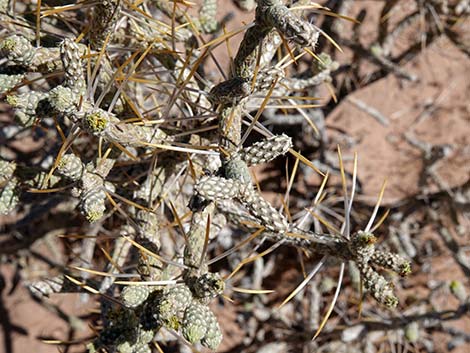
left=0, top=1, right=418, bottom=352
